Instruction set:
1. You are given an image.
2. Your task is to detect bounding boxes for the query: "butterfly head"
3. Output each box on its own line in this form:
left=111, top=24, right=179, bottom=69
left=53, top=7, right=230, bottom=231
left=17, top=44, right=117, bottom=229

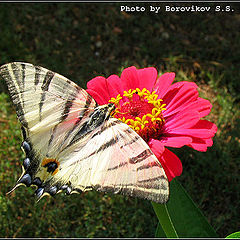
left=94, top=103, right=116, bottom=120
left=107, top=103, right=116, bottom=117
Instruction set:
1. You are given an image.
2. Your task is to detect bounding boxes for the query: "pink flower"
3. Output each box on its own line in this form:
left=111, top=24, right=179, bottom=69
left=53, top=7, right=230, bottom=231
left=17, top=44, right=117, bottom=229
left=86, top=66, right=217, bottom=181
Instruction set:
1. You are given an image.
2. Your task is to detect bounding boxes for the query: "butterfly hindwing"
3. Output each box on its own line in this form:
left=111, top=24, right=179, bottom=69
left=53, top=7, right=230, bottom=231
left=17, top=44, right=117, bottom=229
left=49, top=117, right=169, bottom=203
left=1, top=62, right=169, bottom=203
left=92, top=118, right=169, bottom=203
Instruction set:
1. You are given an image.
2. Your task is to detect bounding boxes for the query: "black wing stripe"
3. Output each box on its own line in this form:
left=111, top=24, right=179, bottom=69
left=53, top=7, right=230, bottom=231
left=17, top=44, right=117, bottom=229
left=78, top=94, right=92, bottom=121
left=96, top=137, right=119, bottom=154
left=66, top=120, right=139, bottom=166
left=41, top=70, right=55, bottom=91
left=67, top=121, right=129, bottom=164
left=60, top=79, right=83, bottom=122
left=136, top=161, right=163, bottom=171
left=3, top=64, right=28, bottom=127
left=72, top=93, right=92, bottom=126
left=91, top=119, right=119, bottom=139
left=21, top=63, right=26, bottom=92
left=39, top=71, right=55, bottom=121
left=67, top=121, right=147, bottom=168
left=48, top=88, right=79, bottom=148
left=11, top=63, right=24, bottom=98
left=61, top=98, right=75, bottom=121
left=129, top=149, right=153, bottom=164
left=68, top=136, right=120, bottom=167
left=34, top=66, right=41, bottom=86
left=120, top=134, right=140, bottom=149
left=70, top=93, right=91, bottom=123
left=59, top=94, right=93, bottom=149
left=107, top=161, right=128, bottom=171
left=11, top=63, right=20, bottom=85
left=80, top=119, right=121, bottom=144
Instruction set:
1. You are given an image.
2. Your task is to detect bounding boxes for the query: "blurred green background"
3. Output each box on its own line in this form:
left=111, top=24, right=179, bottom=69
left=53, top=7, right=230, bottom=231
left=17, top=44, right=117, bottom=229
left=0, top=2, right=239, bottom=238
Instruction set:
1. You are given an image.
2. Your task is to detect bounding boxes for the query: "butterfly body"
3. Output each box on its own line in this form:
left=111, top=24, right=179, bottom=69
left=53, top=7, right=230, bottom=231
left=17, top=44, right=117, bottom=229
left=0, top=62, right=169, bottom=203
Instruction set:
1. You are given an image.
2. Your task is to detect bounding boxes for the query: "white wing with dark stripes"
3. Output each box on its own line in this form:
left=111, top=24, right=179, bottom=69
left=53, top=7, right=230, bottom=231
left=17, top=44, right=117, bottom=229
left=0, top=62, right=169, bottom=203
left=53, top=118, right=169, bottom=203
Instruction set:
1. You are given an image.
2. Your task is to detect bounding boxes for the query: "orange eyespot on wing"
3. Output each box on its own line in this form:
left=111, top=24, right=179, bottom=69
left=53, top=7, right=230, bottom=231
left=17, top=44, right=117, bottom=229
left=42, top=158, right=60, bottom=175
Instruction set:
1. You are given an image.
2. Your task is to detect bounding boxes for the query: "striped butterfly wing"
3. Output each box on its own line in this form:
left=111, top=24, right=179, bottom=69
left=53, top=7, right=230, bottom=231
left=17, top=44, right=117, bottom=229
left=1, top=62, right=169, bottom=203
left=0, top=62, right=96, bottom=192
left=53, top=117, right=169, bottom=203
left=88, top=118, right=169, bottom=203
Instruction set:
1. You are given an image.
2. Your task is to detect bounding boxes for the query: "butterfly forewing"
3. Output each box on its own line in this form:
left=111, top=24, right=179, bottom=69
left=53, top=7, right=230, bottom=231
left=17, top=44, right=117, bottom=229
left=1, top=63, right=96, bottom=154
left=0, top=62, right=169, bottom=203
left=0, top=62, right=96, bottom=186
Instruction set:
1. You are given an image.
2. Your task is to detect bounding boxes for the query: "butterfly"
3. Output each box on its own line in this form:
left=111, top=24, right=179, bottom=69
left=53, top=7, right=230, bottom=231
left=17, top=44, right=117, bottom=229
left=0, top=62, right=169, bottom=203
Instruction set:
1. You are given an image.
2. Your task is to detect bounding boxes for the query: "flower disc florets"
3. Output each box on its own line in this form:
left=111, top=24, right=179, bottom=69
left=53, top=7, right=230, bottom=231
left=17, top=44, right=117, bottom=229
left=109, top=88, right=166, bottom=142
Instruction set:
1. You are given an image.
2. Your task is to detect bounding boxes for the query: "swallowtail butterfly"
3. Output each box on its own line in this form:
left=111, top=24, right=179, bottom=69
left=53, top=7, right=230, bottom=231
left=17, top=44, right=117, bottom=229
left=0, top=62, right=169, bottom=203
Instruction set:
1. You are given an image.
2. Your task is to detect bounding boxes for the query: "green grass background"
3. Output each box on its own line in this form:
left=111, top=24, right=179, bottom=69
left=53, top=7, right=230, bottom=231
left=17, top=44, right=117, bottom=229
left=0, top=2, right=239, bottom=238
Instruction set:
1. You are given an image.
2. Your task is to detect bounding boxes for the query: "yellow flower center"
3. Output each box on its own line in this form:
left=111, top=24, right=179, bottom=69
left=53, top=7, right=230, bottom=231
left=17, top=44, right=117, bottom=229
left=109, top=88, right=166, bottom=142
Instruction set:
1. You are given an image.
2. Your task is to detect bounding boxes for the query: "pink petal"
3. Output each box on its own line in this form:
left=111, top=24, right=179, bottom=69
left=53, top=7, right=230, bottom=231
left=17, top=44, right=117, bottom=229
left=148, top=138, right=165, bottom=158
left=86, top=76, right=110, bottom=104
left=159, top=148, right=183, bottom=182
left=137, top=67, right=157, bottom=91
left=194, top=98, right=212, bottom=118
left=120, top=66, right=139, bottom=90
left=163, top=83, right=199, bottom=117
left=165, top=97, right=212, bottom=118
left=205, top=138, right=214, bottom=146
left=169, top=81, right=198, bottom=90
left=188, top=137, right=213, bottom=152
left=86, top=89, right=107, bottom=105
left=171, top=129, right=215, bottom=138
left=194, top=119, right=217, bottom=132
left=169, top=120, right=217, bottom=139
left=160, top=135, right=192, bottom=148
left=148, top=139, right=182, bottom=181
left=153, top=72, right=175, bottom=98
left=164, top=111, right=200, bottom=130
left=106, top=75, right=123, bottom=98
left=87, top=76, right=106, bottom=91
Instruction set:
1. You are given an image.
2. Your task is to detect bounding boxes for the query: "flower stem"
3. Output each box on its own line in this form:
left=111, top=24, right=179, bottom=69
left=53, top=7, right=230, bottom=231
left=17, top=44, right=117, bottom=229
left=151, top=202, right=178, bottom=238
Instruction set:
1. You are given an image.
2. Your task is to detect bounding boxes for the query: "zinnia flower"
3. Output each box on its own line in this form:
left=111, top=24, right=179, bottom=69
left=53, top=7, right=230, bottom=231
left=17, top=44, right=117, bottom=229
left=86, top=66, right=217, bottom=182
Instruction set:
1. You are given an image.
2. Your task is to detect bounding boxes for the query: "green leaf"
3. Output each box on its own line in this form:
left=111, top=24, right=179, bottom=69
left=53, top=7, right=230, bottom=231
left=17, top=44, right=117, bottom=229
left=226, top=231, right=240, bottom=238
left=152, top=202, right=178, bottom=238
left=153, top=179, right=218, bottom=238
left=155, top=222, right=166, bottom=238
